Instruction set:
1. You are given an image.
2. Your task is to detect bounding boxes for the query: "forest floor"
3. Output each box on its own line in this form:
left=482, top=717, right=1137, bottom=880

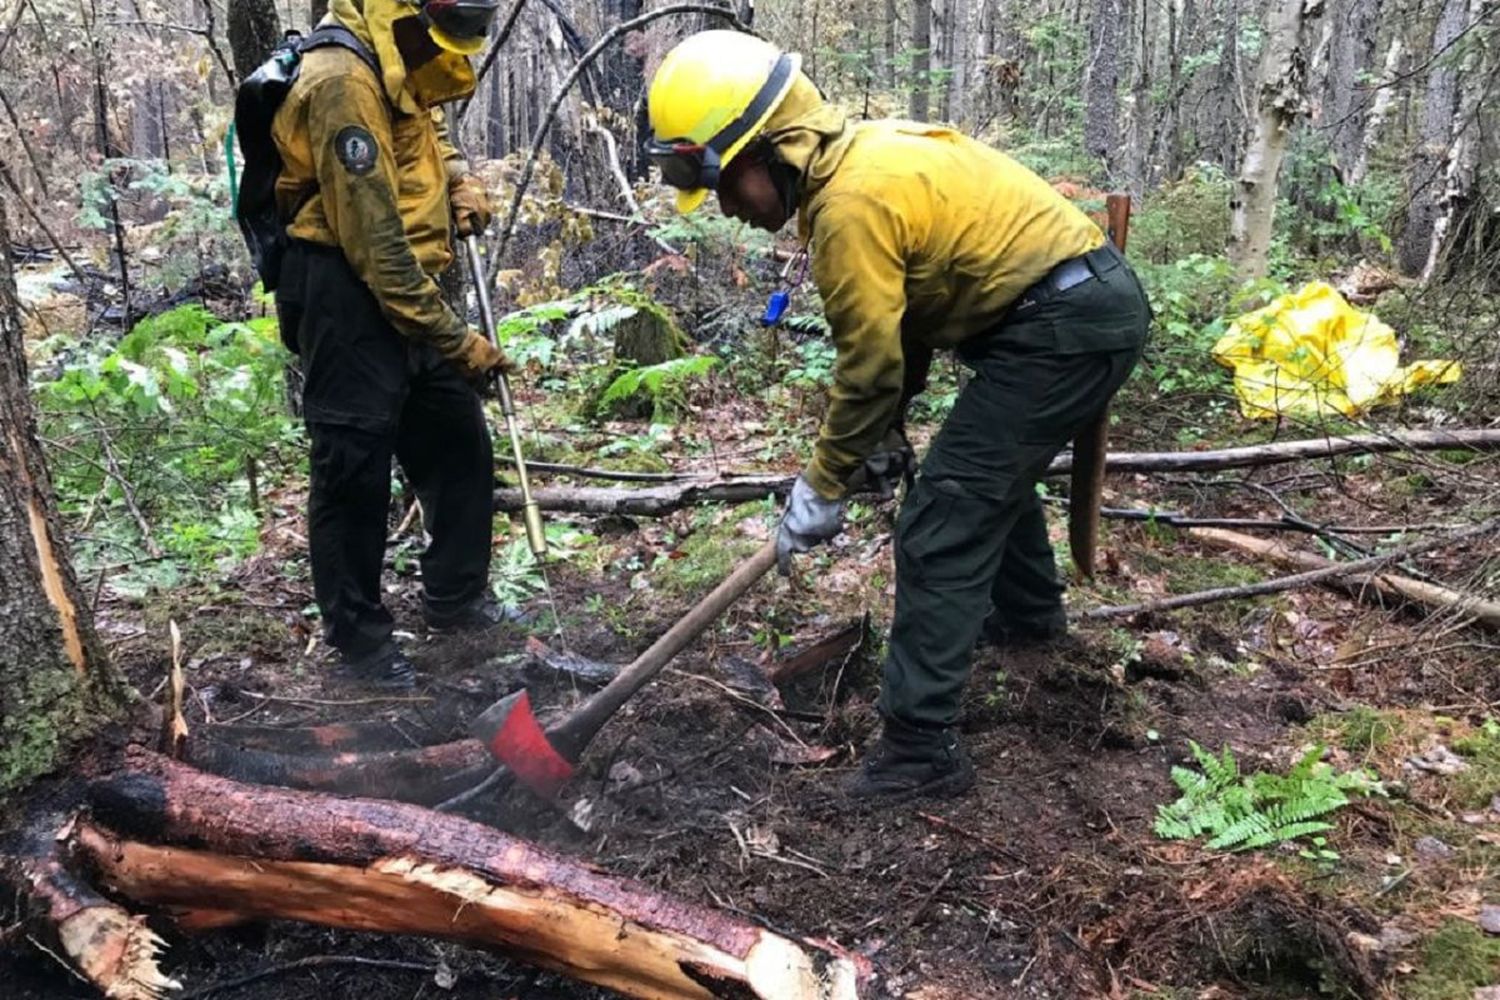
left=5, top=380, right=1500, bottom=999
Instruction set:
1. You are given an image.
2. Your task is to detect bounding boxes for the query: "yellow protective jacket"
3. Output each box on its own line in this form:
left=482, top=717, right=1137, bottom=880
left=272, top=0, right=476, bottom=358
left=763, top=78, right=1107, bottom=498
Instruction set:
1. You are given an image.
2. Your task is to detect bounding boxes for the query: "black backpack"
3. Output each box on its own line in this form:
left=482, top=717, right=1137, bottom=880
left=234, top=25, right=379, bottom=290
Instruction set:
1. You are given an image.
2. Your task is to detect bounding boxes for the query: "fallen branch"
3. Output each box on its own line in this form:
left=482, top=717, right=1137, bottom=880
left=63, top=748, right=864, bottom=999
left=495, top=430, right=1500, bottom=517
left=496, top=474, right=789, bottom=516
left=1187, top=527, right=1500, bottom=629
left=500, top=455, right=706, bottom=483
left=1080, top=518, right=1499, bottom=621
left=1048, top=428, right=1500, bottom=475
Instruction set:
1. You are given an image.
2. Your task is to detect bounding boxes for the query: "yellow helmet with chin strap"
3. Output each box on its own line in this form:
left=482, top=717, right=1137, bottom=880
left=646, top=31, right=801, bottom=214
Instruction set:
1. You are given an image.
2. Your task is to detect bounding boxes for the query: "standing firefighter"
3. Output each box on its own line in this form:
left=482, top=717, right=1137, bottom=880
left=645, top=32, right=1150, bottom=799
left=271, top=0, right=511, bottom=688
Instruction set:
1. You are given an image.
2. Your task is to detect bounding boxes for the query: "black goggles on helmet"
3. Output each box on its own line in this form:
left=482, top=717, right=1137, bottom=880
left=645, top=52, right=795, bottom=191
left=419, top=0, right=499, bottom=42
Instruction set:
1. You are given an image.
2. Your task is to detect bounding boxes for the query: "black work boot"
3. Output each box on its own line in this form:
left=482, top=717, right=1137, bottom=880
left=424, top=595, right=527, bottom=633
left=336, top=642, right=417, bottom=690
left=978, top=612, right=1070, bottom=651
left=843, top=719, right=976, bottom=801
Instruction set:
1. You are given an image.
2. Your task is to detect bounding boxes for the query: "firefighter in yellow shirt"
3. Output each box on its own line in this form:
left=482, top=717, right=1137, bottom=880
left=272, top=0, right=512, bottom=688
left=646, top=31, right=1150, bottom=799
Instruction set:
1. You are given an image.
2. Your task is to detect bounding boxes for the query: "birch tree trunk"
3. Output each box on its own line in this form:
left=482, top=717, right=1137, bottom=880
left=1228, top=0, right=1323, bottom=280
left=1085, top=0, right=1125, bottom=178
left=1396, top=0, right=1468, bottom=276
left=0, top=195, right=128, bottom=797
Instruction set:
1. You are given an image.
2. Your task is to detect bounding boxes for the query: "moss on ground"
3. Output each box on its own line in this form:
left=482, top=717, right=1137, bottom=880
left=652, top=503, right=765, bottom=600
left=1405, top=920, right=1500, bottom=1000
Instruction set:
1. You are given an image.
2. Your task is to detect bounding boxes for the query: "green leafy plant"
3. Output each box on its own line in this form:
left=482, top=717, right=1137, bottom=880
left=1154, top=742, right=1383, bottom=852
left=491, top=524, right=595, bottom=609
left=782, top=337, right=836, bottom=390
left=34, top=303, right=298, bottom=578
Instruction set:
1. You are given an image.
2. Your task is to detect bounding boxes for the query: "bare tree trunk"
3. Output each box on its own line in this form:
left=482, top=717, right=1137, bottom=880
left=1085, top=0, right=1125, bottom=177
left=947, top=0, right=973, bottom=123
left=0, top=196, right=127, bottom=797
left=228, top=0, right=283, bottom=79
left=1229, top=0, right=1323, bottom=280
left=1420, top=0, right=1488, bottom=281
left=910, top=0, right=932, bottom=120
left=1349, top=34, right=1403, bottom=184
left=1212, top=0, right=1245, bottom=173
left=1397, top=0, right=1469, bottom=276
left=1124, top=0, right=1152, bottom=192
left=1321, top=0, right=1380, bottom=179
left=885, top=0, right=898, bottom=87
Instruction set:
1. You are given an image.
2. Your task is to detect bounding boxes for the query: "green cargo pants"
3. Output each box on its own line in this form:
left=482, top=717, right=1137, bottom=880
left=880, top=244, right=1150, bottom=730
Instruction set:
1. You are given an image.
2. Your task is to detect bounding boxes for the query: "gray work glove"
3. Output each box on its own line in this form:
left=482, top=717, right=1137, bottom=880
left=855, top=427, right=917, bottom=499
left=777, top=474, right=846, bottom=575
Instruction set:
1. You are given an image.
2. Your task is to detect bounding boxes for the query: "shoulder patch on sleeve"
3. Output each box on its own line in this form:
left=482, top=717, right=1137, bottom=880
left=334, top=125, right=378, bottom=175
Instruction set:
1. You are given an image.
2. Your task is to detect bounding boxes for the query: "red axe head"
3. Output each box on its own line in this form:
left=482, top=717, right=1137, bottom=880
left=470, top=690, right=575, bottom=797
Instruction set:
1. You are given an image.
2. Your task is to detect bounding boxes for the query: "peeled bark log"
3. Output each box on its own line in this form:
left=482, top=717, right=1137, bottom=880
left=1188, top=527, right=1500, bottom=629
left=495, top=430, right=1500, bottom=517
left=4, top=811, right=179, bottom=1000
left=73, top=749, right=863, bottom=1000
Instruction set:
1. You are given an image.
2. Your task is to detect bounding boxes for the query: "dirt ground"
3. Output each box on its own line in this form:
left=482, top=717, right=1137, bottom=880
left=4, top=453, right=1498, bottom=1000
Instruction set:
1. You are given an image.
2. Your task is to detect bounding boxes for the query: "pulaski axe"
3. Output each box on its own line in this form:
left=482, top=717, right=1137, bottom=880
left=472, top=539, right=778, bottom=797
left=1068, top=192, right=1132, bottom=580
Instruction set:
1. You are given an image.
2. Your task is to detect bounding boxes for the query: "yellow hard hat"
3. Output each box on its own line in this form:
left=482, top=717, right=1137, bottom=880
left=645, top=31, right=801, bottom=213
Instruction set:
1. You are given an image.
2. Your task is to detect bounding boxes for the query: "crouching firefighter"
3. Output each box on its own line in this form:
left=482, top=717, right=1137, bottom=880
left=236, top=0, right=512, bottom=688
left=644, top=31, right=1151, bottom=798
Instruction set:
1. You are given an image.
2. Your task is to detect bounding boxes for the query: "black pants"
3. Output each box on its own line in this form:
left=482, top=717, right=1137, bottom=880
left=276, top=241, right=493, bottom=658
left=880, top=244, right=1150, bottom=729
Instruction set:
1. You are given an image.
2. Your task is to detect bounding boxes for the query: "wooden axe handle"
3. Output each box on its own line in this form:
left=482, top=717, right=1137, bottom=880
left=546, top=538, right=779, bottom=762
left=1069, top=192, right=1132, bottom=580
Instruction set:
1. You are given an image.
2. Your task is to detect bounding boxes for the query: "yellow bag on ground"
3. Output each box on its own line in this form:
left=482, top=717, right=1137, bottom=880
left=1211, top=281, right=1461, bottom=419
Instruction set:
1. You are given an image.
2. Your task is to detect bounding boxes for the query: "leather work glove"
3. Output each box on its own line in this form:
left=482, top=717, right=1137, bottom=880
left=457, top=329, right=516, bottom=384
left=777, top=474, right=846, bottom=576
left=853, top=426, right=917, bottom=499
left=449, top=174, right=492, bottom=238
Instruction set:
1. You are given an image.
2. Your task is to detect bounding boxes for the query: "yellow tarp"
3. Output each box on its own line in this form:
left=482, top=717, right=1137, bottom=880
left=1211, top=281, right=1461, bottom=419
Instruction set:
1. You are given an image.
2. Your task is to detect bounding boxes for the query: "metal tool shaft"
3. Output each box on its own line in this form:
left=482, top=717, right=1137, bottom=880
left=465, top=235, right=546, bottom=557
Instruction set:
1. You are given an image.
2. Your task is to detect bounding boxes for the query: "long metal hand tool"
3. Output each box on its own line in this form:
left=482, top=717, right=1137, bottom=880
left=464, top=233, right=546, bottom=557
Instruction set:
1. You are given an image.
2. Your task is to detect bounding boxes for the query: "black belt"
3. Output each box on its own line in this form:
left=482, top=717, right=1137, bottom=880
left=1010, top=245, right=1116, bottom=315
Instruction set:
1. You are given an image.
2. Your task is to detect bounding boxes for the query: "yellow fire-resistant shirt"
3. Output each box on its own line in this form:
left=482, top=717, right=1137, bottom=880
left=765, top=78, right=1106, bottom=498
left=272, top=0, right=475, bottom=358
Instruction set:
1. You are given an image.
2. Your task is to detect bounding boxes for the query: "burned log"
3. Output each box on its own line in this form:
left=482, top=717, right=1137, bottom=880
left=57, top=748, right=863, bottom=999
left=181, top=736, right=496, bottom=806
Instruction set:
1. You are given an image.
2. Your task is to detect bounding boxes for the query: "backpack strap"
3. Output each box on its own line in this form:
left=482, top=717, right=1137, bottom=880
left=298, top=24, right=381, bottom=79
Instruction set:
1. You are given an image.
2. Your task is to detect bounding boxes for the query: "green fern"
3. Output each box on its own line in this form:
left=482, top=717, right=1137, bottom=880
left=599, top=354, right=718, bottom=420
left=1155, top=742, right=1383, bottom=854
